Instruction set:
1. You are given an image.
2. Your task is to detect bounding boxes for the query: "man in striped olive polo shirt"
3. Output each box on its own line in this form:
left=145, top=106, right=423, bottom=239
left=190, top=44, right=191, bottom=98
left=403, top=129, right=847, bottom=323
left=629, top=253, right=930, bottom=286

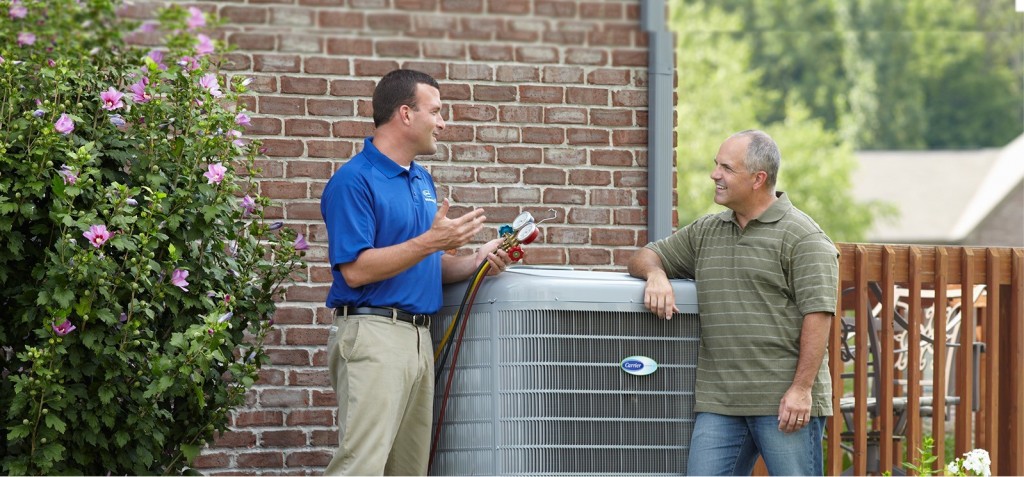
left=629, top=130, right=839, bottom=476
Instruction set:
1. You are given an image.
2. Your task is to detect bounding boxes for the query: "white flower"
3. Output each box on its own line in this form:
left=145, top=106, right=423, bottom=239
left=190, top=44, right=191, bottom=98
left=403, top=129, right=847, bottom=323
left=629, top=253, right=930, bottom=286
left=947, top=448, right=991, bottom=477
left=962, top=449, right=990, bottom=477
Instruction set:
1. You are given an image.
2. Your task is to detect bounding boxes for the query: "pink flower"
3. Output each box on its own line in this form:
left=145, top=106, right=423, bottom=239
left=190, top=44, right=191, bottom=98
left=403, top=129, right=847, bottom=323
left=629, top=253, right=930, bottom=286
left=294, top=234, right=309, bottom=251
left=234, top=112, right=251, bottom=126
left=186, top=6, right=206, bottom=30
left=54, top=113, right=74, bottom=134
left=226, top=129, right=245, bottom=147
left=171, top=269, right=189, bottom=291
left=178, top=55, right=199, bottom=71
left=58, top=165, right=77, bottom=185
left=100, top=87, right=124, bottom=111
left=17, top=32, right=35, bottom=46
left=9, top=4, right=27, bottom=19
left=52, top=319, right=76, bottom=336
left=146, top=49, right=167, bottom=70
left=129, top=78, right=151, bottom=103
left=240, top=195, right=257, bottom=217
left=198, top=73, right=223, bottom=97
left=195, top=34, right=214, bottom=56
left=204, top=163, right=227, bottom=184
left=83, top=224, right=112, bottom=248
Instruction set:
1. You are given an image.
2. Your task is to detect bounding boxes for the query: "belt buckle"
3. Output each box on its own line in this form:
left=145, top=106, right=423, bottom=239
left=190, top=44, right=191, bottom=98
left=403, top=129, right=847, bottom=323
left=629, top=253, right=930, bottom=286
left=413, top=314, right=430, bottom=327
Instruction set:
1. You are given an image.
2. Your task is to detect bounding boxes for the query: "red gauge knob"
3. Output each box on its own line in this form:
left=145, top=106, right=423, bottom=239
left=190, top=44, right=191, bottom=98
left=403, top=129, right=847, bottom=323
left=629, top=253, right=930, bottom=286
left=508, top=246, right=525, bottom=262
left=516, top=223, right=539, bottom=245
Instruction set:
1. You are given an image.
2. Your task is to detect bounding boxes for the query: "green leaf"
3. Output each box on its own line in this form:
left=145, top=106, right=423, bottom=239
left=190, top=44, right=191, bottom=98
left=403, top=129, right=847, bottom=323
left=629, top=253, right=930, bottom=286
left=44, top=413, right=67, bottom=433
left=83, top=329, right=101, bottom=349
left=180, top=443, right=201, bottom=463
left=36, top=442, right=67, bottom=467
left=36, top=289, right=52, bottom=306
left=202, top=204, right=221, bottom=222
left=98, top=385, right=115, bottom=404
left=75, top=294, right=93, bottom=317
left=53, top=288, right=75, bottom=308
left=7, top=423, right=32, bottom=441
left=114, top=431, right=130, bottom=447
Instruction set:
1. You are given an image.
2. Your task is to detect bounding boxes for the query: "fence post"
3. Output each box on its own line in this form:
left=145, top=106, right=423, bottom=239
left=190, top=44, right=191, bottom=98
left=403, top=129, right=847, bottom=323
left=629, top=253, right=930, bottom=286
left=996, top=249, right=1024, bottom=475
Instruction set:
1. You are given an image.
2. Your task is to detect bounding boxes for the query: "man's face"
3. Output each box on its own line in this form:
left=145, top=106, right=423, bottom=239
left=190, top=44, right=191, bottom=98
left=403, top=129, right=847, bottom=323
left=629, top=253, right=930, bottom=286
left=407, top=83, right=445, bottom=156
left=710, top=136, right=758, bottom=209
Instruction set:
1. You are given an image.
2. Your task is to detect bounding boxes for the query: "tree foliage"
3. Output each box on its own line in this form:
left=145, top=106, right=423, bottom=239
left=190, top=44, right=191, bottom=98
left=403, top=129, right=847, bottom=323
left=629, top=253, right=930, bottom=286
left=671, top=1, right=891, bottom=242
left=0, top=0, right=306, bottom=473
left=708, top=0, right=1023, bottom=150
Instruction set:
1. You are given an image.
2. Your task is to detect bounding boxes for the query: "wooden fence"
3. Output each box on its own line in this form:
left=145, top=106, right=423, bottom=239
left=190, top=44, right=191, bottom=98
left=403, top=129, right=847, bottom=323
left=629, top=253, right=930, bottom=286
left=826, top=244, right=1024, bottom=475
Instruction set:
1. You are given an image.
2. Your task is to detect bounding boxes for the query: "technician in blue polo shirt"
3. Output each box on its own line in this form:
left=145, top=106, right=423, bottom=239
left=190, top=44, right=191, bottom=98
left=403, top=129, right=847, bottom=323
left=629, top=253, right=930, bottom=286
left=319, top=69, right=511, bottom=476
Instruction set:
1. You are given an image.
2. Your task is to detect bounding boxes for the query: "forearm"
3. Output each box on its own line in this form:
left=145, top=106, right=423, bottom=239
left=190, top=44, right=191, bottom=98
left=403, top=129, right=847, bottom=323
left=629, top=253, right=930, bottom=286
left=629, top=247, right=678, bottom=319
left=628, top=247, right=667, bottom=280
left=441, top=253, right=483, bottom=284
left=791, top=311, right=833, bottom=391
left=338, top=234, right=439, bottom=288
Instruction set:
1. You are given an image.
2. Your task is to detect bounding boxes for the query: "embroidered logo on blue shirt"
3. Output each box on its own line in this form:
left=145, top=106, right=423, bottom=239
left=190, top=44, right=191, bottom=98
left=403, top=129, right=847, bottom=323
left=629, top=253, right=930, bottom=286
left=422, top=189, right=436, bottom=203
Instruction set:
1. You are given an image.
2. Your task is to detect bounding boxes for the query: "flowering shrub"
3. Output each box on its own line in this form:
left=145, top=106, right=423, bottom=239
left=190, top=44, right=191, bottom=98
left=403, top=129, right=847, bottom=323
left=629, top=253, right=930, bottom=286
left=946, top=448, right=991, bottom=477
left=0, top=0, right=306, bottom=474
left=897, top=436, right=991, bottom=477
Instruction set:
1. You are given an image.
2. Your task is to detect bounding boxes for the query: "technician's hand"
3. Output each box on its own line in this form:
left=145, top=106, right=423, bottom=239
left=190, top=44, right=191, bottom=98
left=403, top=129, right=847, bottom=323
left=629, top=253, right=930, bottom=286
left=643, top=274, right=678, bottom=320
left=428, top=198, right=486, bottom=250
left=477, top=238, right=512, bottom=276
left=777, top=385, right=813, bottom=433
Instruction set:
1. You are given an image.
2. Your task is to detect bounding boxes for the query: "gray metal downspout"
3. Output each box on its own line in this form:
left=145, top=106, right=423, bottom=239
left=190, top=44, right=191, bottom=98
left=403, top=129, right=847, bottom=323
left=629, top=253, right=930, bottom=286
left=641, top=0, right=674, bottom=241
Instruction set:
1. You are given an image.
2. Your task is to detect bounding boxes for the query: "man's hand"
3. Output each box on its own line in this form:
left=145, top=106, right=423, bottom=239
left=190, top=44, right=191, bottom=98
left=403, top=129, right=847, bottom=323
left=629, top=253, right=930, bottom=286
left=643, top=273, right=679, bottom=320
left=425, top=198, right=486, bottom=251
left=629, top=248, right=678, bottom=319
left=777, top=385, right=812, bottom=433
left=476, top=238, right=513, bottom=276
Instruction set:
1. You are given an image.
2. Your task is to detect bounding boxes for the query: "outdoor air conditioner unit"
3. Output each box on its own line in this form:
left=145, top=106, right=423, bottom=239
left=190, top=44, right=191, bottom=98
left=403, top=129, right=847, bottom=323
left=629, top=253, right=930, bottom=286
left=430, top=267, right=699, bottom=476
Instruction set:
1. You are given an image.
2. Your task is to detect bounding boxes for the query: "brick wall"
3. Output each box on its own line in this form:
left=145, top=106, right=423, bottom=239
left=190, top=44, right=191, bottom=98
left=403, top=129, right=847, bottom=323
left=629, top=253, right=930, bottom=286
left=123, top=0, right=657, bottom=474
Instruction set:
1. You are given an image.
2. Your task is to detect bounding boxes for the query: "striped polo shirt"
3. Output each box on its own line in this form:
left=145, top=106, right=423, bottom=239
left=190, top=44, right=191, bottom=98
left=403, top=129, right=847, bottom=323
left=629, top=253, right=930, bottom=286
left=648, top=192, right=839, bottom=416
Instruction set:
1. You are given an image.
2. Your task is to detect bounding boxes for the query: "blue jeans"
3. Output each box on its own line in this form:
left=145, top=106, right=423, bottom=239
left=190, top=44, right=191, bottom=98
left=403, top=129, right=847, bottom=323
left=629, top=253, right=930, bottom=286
left=686, top=413, right=825, bottom=476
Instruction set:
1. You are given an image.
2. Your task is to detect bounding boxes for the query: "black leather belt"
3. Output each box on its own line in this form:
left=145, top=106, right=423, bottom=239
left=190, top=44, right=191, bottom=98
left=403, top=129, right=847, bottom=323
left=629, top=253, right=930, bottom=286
left=336, top=306, right=431, bottom=327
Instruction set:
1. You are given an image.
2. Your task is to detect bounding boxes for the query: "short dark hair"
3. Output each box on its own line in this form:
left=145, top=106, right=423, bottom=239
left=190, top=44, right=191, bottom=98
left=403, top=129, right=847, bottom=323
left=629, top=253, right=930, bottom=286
left=372, top=69, right=440, bottom=127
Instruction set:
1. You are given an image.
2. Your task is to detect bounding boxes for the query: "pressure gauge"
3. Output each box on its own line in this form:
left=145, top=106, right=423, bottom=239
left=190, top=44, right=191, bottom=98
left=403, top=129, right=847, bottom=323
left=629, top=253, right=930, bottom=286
left=516, top=223, right=539, bottom=245
left=511, top=211, right=534, bottom=231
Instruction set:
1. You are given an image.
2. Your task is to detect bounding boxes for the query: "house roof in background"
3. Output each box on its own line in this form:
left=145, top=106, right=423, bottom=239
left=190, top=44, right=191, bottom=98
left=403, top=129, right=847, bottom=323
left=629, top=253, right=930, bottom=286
left=851, top=147, right=1004, bottom=243
left=949, top=134, right=1024, bottom=240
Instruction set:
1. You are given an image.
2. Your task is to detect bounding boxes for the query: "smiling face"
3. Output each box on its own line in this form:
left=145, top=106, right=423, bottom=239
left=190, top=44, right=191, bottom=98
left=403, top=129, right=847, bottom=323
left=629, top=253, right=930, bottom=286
left=710, top=135, right=759, bottom=210
left=404, top=83, right=445, bottom=157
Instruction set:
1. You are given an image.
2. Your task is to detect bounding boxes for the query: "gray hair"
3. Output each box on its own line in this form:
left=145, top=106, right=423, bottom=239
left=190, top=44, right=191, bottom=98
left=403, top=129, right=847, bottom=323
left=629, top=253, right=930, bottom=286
left=731, top=129, right=780, bottom=188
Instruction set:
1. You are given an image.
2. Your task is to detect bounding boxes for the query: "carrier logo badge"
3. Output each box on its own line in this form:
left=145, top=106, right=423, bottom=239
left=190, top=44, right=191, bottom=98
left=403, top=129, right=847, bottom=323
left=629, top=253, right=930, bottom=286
left=620, top=355, right=658, bottom=376
left=422, top=189, right=436, bottom=203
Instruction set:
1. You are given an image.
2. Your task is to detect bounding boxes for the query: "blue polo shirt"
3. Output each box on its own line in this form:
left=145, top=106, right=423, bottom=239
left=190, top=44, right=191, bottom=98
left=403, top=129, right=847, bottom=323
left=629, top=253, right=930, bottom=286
left=320, top=137, right=442, bottom=314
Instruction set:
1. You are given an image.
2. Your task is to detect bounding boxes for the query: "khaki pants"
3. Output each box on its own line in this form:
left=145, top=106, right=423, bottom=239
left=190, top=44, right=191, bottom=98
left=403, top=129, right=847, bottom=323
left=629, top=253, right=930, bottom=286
left=324, top=314, right=434, bottom=476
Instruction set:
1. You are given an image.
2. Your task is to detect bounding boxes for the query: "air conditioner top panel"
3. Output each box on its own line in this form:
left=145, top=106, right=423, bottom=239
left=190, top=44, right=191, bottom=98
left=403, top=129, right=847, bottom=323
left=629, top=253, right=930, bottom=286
left=441, top=266, right=698, bottom=312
